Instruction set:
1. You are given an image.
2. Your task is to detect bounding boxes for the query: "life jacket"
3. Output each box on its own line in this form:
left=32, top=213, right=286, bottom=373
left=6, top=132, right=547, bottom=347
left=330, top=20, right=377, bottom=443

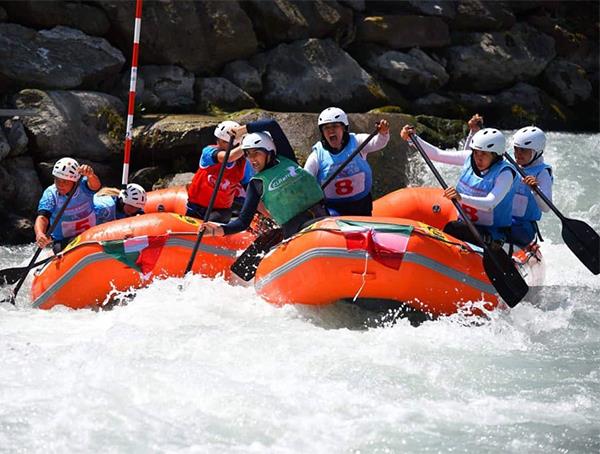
left=37, top=177, right=97, bottom=241
left=252, top=156, right=324, bottom=226
left=312, top=133, right=372, bottom=202
left=512, top=159, right=553, bottom=223
left=456, top=157, right=516, bottom=238
left=187, top=145, right=246, bottom=209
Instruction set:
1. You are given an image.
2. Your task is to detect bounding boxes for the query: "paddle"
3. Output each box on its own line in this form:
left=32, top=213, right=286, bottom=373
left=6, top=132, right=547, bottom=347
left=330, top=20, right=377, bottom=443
left=1, top=177, right=81, bottom=305
left=409, top=133, right=529, bottom=307
left=231, top=124, right=381, bottom=281
left=504, top=152, right=599, bottom=275
left=0, top=255, right=56, bottom=285
left=184, top=135, right=236, bottom=275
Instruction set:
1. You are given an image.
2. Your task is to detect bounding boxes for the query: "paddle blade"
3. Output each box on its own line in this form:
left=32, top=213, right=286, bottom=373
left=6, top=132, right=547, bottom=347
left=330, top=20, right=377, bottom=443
left=561, top=218, right=600, bottom=275
left=482, top=247, right=529, bottom=308
left=0, top=266, right=28, bottom=285
left=230, top=228, right=284, bottom=281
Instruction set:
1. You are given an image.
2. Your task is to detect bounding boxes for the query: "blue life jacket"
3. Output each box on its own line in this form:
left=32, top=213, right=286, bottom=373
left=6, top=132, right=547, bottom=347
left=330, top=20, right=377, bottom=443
left=312, top=133, right=372, bottom=202
left=456, top=157, right=516, bottom=240
left=512, top=161, right=553, bottom=223
left=37, top=177, right=97, bottom=241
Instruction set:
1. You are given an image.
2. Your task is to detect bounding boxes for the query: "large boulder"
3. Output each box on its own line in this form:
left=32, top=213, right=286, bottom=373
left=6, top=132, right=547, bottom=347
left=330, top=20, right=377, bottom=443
left=0, top=156, right=43, bottom=217
left=542, top=59, right=592, bottom=106
left=251, top=38, right=388, bottom=112
left=195, top=78, right=257, bottom=113
left=356, top=15, right=450, bottom=49
left=0, top=211, right=33, bottom=244
left=1, top=118, right=28, bottom=159
left=138, top=65, right=195, bottom=113
left=239, top=0, right=354, bottom=47
left=14, top=89, right=125, bottom=162
left=0, top=127, right=9, bottom=161
left=445, top=23, right=556, bottom=92
left=351, top=44, right=449, bottom=96
left=0, top=24, right=125, bottom=91
left=97, top=1, right=257, bottom=74
left=221, top=60, right=263, bottom=97
left=450, top=0, right=516, bottom=31
left=1, top=1, right=110, bottom=36
left=451, top=83, right=576, bottom=130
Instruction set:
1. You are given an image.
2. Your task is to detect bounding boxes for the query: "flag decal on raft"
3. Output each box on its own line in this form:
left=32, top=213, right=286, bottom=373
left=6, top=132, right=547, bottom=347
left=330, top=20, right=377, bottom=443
left=336, top=220, right=412, bottom=270
left=102, top=234, right=168, bottom=274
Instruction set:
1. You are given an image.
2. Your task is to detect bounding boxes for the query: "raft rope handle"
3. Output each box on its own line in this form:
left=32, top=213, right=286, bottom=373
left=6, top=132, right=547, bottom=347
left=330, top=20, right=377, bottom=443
left=352, top=239, right=371, bottom=303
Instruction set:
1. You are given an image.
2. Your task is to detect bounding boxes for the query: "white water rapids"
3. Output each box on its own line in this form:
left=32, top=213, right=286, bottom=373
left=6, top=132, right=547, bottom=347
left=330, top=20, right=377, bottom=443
left=1, top=132, right=598, bottom=453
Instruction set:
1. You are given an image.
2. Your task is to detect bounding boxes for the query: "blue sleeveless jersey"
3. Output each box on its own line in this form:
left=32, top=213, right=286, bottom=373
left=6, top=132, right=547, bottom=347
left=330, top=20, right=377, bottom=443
left=312, top=133, right=372, bottom=202
left=37, top=177, right=97, bottom=241
left=512, top=162, right=553, bottom=223
left=456, top=157, right=516, bottom=238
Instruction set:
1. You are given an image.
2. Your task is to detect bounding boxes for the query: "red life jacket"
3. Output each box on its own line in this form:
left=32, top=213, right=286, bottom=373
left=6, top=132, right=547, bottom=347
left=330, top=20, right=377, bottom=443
left=187, top=153, right=246, bottom=209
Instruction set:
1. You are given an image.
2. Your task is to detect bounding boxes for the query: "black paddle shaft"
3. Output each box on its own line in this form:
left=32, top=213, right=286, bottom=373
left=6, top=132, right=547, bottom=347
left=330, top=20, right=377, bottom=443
left=184, top=135, right=236, bottom=275
left=409, top=133, right=528, bottom=307
left=504, top=152, right=599, bottom=275
left=2, top=177, right=82, bottom=304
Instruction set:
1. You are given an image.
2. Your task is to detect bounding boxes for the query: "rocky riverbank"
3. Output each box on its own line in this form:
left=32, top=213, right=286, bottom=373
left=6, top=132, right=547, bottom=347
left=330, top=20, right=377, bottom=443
left=0, top=0, right=597, bottom=244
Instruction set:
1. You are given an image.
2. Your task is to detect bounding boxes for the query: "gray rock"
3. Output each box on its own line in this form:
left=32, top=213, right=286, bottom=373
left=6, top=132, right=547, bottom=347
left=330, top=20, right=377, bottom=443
left=0, top=24, right=125, bottom=90
left=542, top=59, right=592, bottom=106
left=2, top=156, right=43, bottom=217
left=0, top=211, right=34, bottom=245
left=154, top=172, right=194, bottom=190
left=195, top=77, right=257, bottom=113
left=413, top=93, right=460, bottom=117
left=131, top=167, right=163, bottom=190
left=1, top=1, right=110, bottom=36
left=97, top=1, right=257, bottom=74
left=4, top=118, right=28, bottom=157
left=405, top=1, right=456, bottom=19
left=339, top=0, right=365, bottom=12
left=139, top=65, right=195, bottom=113
left=222, top=60, right=263, bottom=96
left=240, top=0, right=354, bottom=47
left=0, top=127, right=9, bottom=161
left=451, top=82, right=575, bottom=130
left=0, top=6, right=6, bottom=22
left=451, top=0, right=516, bottom=31
left=352, top=44, right=449, bottom=95
left=251, top=38, right=388, bottom=111
left=356, top=15, right=450, bottom=49
left=446, top=23, right=556, bottom=92
left=14, top=89, right=125, bottom=162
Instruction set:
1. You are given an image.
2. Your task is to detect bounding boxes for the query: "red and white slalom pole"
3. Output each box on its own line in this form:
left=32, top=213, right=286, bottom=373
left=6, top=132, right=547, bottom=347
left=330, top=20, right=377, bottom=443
left=121, top=0, right=143, bottom=187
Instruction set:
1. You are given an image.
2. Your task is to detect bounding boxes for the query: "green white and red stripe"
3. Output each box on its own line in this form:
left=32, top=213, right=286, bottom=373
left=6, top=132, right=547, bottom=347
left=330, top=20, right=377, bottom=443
left=102, top=234, right=167, bottom=275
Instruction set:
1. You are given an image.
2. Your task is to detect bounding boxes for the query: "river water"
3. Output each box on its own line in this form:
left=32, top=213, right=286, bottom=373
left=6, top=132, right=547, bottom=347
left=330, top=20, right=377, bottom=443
left=1, top=132, right=598, bottom=453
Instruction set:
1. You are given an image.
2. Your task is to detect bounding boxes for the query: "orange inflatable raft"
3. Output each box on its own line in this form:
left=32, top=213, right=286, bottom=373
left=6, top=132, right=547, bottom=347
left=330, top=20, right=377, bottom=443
left=31, top=210, right=255, bottom=310
left=254, top=188, right=544, bottom=317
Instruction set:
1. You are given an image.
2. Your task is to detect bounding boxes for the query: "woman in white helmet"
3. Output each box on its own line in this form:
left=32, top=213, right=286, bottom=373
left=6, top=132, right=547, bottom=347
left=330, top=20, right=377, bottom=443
left=400, top=125, right=517, bottom=245
left=186, top=120, right=249, bottom=223
left=304, top=107, right=390, bottom=216
left=35, top=157, right=101, bottom=253
left=510, top=126, right=553, bottom=246
left=93, top=183, right=147, bottom=225
left=202, top=118, right=327, bottom=239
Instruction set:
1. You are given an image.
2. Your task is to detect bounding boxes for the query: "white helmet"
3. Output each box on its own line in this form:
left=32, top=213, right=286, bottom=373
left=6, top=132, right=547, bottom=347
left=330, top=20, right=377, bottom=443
left=214, top=120, right=240, bottom=144
left=119, top=183, right=147, bottom=209
left=318, top=107, right=349, bottom=127
left=52, top=157, right=80, bottom=182
left=470, top=128, right=506, bottom=155
left=512, top=126, right=546, bottom=154
left=241, top=132, right=275, bottom=154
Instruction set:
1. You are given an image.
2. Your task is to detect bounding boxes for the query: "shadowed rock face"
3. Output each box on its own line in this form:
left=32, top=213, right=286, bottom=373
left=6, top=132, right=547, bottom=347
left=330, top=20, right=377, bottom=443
left=96, top=0, right=257, bottom=75
left=251, top=38, right=388, bottom=111
left=0, top=24, right=124, bottom=91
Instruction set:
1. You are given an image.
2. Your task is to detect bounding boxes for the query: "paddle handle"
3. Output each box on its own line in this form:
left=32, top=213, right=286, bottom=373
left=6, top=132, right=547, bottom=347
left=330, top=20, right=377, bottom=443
left=320, top=125, right=380, bottom=190
left=503, top=152, right=564, bottom=221
left=184, top=135, right=236, bottom=274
